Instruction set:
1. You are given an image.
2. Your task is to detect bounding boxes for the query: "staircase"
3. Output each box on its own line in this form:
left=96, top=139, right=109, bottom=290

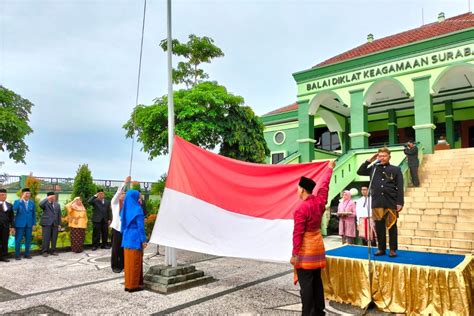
left=398, top=148, right=474, bottom=254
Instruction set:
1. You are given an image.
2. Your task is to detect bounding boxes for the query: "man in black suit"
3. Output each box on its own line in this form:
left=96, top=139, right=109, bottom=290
left=39, top=192, right=62, bottom=257
left=88, top=189, right=112, bottom=250
left=404, top=140, right=420, bottom=187
left=0, top=188, right=14, bottom=262
left=357, top=147, right=404, bottom=257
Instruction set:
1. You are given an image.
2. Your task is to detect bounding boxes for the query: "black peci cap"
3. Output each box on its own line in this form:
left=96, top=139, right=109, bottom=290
left=299, top=176, right=316, bottom=193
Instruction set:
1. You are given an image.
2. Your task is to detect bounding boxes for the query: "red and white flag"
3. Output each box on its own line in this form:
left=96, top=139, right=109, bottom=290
left=150, top=136, right=331, bottom=262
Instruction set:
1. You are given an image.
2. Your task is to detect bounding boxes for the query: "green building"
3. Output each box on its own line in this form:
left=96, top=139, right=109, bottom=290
left=262, top=12, right=474, bottom=233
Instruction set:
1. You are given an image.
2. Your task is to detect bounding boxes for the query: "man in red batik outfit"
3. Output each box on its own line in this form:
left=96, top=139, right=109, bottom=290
left=290, top=160, right=335, bottom=316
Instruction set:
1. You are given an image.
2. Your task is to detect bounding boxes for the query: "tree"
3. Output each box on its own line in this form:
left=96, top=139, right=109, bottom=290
left=0, top=86, right=34, bottom=163
left=126, top=34, right=269, bottom=163
left=151, top=173, right=167, bottom=197
left=124, top=81, right=269, bottom=162
left=219, top=105, right=269, bottom=163
left=160, top=34, right=224, bottom=87
left=71, top=164, right=96, bottom=207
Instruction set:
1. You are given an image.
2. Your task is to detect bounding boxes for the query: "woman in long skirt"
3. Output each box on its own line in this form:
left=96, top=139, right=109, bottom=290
left=65, top=197, right=88, bottom=253
left=337, top=190, right=356, bottom=244
left=121, top=190, right=147, bottom=292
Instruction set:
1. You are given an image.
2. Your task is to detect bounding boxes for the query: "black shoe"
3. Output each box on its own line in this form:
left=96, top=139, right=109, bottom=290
left=15, top=256, right=21, bottom=261
left=128, top=287, right=144, bottom=293
left=92, top=247, right=98, bottom=251
left=0, top=257, right=10, bottom=262
left=24, top=255, right=32, bottom=259
left=101, top=245, right=111, bottom=249
left=374, top=250, right=386, bottom=256
left=112, top=268, right=123, bottom=273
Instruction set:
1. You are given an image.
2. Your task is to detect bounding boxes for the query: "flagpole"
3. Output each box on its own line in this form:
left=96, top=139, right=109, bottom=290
left=165, top=0, right=177, bottom=268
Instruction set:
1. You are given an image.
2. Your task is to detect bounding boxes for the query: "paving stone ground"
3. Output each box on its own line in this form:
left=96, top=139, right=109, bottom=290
left=0, top=236, right=395, bottom=315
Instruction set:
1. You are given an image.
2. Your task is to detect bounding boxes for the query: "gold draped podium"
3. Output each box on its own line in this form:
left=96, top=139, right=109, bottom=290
left=322, top=250, right=473, bottom=315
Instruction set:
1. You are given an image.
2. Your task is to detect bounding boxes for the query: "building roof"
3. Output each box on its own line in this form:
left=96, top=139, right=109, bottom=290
left=265, top=102, right=298, bottom=115
left=265, top=12, right=474, bottom=117
left=315, top=12, right=474, bottom=67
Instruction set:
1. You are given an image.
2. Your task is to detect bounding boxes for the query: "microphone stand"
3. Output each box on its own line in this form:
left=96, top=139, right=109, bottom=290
left=363, top=161, right=378, bottom=314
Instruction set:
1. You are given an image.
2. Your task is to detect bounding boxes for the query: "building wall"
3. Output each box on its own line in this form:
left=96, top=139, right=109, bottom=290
left=263, top=31, right=474, bottom=162
left=264, top=116, right=327, bottom=163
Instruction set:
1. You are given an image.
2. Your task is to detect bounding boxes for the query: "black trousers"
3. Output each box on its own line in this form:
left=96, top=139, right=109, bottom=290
left=409, top=165, right=420, bottom=186
left=92, top=220, right=109, bottom=248
left=41, top=225, right=59, bottom=253
left=296, top=269, right=325, bottom=316
left=0, top=223, right=9, bottom=258
left=375, top=217, right=397, bottom=252
left=111, top=228, right=124, bottom=271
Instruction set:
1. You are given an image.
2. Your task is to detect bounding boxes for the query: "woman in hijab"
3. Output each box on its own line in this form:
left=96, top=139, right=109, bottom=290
left=337, top=190, right=356, bottom=244
left=65, top=197, right=88, bottom=253
left=121, top=190, right=148, bottom=292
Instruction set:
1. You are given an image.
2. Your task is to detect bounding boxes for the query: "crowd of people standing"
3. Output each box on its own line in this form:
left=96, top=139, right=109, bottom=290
left=0, top=177, right=148, bottom=293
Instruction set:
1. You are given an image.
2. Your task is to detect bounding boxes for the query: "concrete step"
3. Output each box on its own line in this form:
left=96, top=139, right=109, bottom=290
left=398, top=236, right=473, bottom=251
left=398, top=244, right=472, bottom=255
left=404, top=188, right=474, bottom=195
left=403, top=201, right=474, bottom=210
left=398, top=220, right=474, bottom=231
left=398, top=214, right=458, bottom=224
left=404, top=196, right=464, bottom=203
left=399, top=228, right=473, bottom=240
left=455, top=222, right=474, bottom=231
left=396, top=148, right=474, bottom=256
left=425, top=148, right=474, bottom=155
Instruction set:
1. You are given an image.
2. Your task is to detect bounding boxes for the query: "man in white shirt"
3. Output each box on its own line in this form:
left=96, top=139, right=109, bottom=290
left=110, top=176, right=130, bottom=273
left=355, top=185, right=376, bottom=247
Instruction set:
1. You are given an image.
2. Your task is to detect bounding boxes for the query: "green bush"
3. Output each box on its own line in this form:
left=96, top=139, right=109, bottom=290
left=144, top=214, right=157, bottom=239
left=151, top=173, right=167, bottom=196
left=71, top=164, right=96, bottom=207
left=145, top=199, right=159, bottom=216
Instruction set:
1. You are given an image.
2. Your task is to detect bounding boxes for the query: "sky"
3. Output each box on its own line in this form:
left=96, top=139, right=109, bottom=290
left=0, top=0, right=471, bottom=182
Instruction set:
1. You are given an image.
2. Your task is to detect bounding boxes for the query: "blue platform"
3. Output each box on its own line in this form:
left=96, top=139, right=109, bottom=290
left=326, top=245, right=465, bottom=269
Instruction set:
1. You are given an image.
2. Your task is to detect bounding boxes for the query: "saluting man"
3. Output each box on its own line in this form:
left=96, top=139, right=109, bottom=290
left=39, top=192, right=62, bottom=256
left=13, top=188, right=36, bottom=260
left=89, top=189, right=112, bottom=250
left=357, top=147, right=404, bottom=257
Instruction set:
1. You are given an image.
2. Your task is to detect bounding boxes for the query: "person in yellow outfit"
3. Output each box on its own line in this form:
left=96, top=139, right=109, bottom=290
left=65, top=197, right=88, bottom=253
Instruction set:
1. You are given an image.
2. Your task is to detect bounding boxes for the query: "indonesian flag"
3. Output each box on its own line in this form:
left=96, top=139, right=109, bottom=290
left=150, top=136, right=331, bottom=262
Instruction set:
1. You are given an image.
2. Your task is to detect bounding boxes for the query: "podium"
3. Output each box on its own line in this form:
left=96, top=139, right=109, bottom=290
left=322, top=245, right=473, bottom=315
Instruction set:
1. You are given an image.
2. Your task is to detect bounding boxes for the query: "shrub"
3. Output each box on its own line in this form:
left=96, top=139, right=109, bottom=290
left=151, top=173, right=167, bottom=196
left=144, top=199, right=159, bottom=216
left=31, top=225, right=43, bottom=246
left=131, top=181, right=141, bottom=191
left=71, top=164, right=96, bottom=207
left=18, top=175, right=42, bottom=226
left=144, top=214, right=157, bottom=239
